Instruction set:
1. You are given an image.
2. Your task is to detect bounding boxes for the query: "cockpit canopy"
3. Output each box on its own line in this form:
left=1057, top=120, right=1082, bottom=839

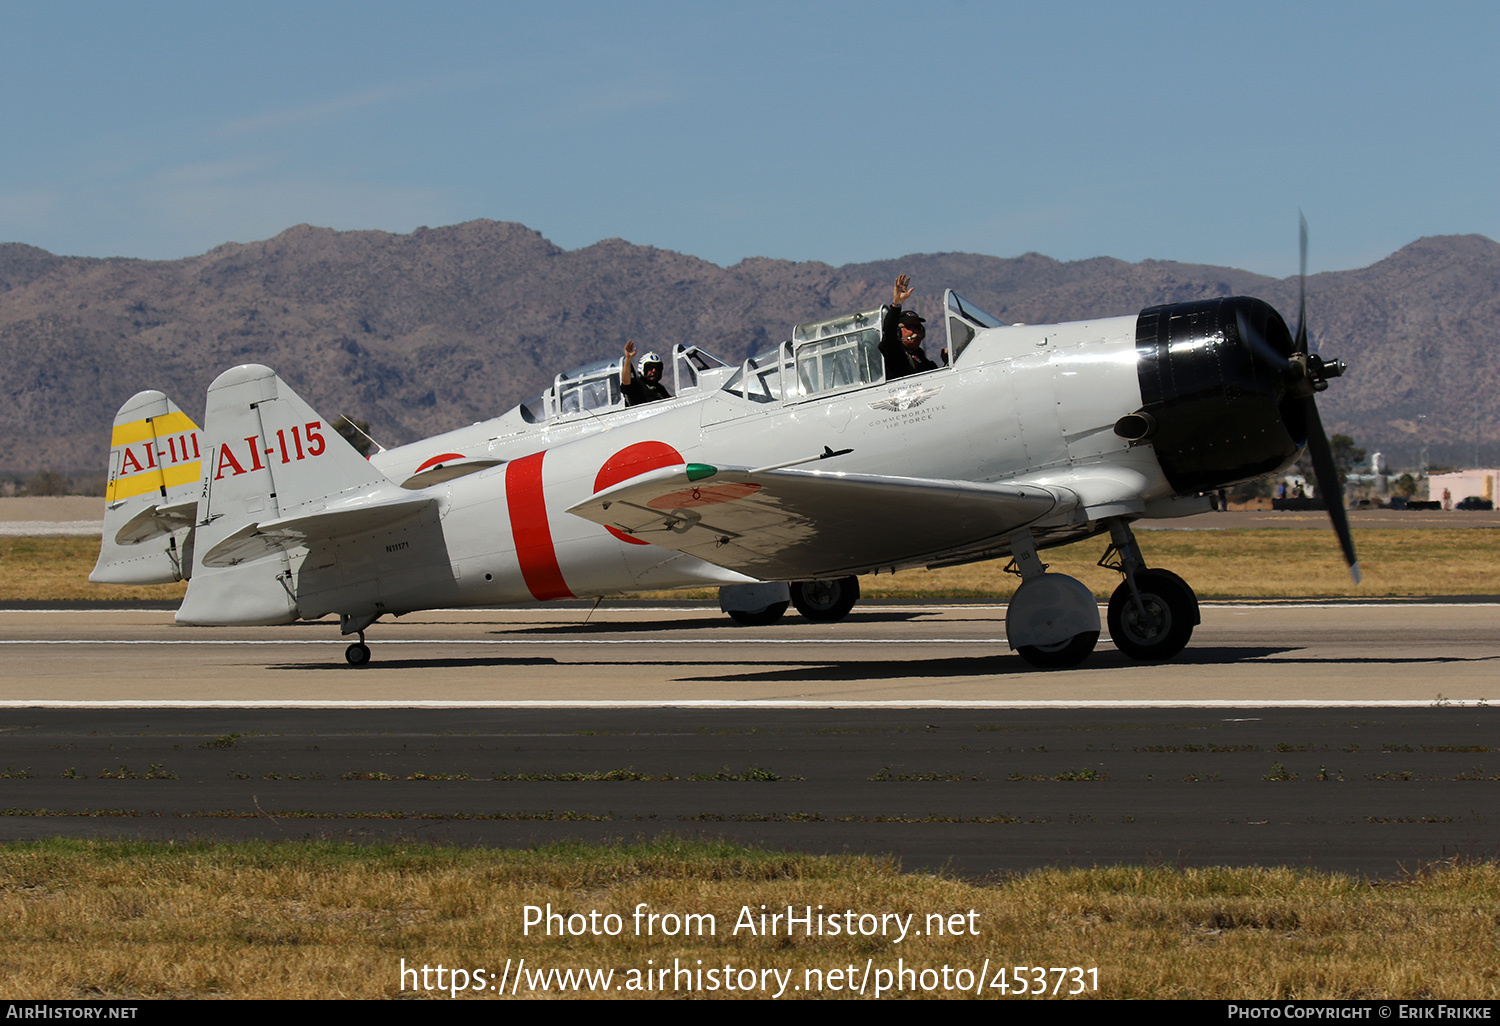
left=943, top=291, right=1005, bottom=361
left=793, top=308, right=885, bottom=397
left=721, top=290, right=1005, bottom=404
left=516, top=344, right=730, bottom=424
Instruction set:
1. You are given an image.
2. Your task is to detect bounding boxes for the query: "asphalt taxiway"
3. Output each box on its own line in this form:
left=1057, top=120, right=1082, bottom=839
left=1, top=603, right=1495, bottom=877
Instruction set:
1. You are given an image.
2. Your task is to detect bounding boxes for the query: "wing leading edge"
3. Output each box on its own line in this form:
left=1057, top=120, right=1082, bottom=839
left=566, top=464, right=1072, bottom=580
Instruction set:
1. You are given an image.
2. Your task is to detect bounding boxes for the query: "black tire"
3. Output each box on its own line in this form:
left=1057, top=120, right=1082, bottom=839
left=726, top=602, right=789, bottom=627
left=790, top=577, right=860, bottom=622
left=345, top=642, right=371, bottom=666
left=1016, top=631, right=1099, bottom=669
left=1107, top=569, right=1199, bottom=662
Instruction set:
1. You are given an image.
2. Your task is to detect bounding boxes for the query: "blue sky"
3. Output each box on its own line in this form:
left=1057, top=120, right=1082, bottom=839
left=2, top=1, right=1495, bottom=276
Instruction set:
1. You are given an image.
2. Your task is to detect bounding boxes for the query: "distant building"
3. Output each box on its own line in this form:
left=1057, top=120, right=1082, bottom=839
left=1427, top=470, right=1499, bottom=509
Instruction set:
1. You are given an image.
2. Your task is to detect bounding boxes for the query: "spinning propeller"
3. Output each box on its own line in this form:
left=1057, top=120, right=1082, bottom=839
left=1233, top=217, right=1357, bottom=583
left=1287, top=215, right=1359, bottom=584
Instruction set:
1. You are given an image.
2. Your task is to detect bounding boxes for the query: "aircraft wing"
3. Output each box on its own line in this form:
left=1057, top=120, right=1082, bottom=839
left=566, top=464, right=1070, bottom=579
left=200, top=495, right=435, bottom=568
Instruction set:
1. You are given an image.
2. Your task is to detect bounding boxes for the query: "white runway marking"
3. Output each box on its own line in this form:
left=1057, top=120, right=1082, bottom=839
left=0, top=521, right=100, bottom=537
left=5, top=603, right=1492, bottom=710
left=6, top=601, right=1497, bottom=613
left=0, top=637, right=1001, bottom=645
left=0, top=699, right=1483, bottom=710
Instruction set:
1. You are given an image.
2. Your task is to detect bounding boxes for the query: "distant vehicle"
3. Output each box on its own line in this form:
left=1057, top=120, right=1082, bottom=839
left=1455, top=496, right=1493, bottom=511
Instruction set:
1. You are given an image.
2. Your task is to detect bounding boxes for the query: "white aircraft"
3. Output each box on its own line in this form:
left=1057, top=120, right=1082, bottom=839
left=92, top=246, right=1354, bottom=669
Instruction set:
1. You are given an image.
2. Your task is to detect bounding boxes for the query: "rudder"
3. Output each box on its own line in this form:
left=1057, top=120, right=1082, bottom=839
left=90, top=390, right=202, bottom=585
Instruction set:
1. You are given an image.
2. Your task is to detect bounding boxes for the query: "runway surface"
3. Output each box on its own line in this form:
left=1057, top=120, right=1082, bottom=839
left=1, top=603, right=1495, bottom=877
left=0, top=602, right=1495, bottom=705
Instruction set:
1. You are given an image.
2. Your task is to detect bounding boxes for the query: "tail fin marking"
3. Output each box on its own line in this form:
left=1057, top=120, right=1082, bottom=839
left=177, top=365, right=425, bottom=626
left=106, top=406, right=202, bottom=502
left=91, top=391, right=203, bottom=585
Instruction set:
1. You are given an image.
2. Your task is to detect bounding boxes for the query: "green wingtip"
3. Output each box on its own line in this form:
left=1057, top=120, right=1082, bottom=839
left=684, top=463, right=718, bottom=482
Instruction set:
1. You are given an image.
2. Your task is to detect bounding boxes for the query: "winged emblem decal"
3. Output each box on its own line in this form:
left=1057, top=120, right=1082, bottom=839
left=868, top=384, right=944, bottom=412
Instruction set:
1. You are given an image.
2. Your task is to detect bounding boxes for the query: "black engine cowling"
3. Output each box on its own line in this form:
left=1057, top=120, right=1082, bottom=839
left=1133, top=296, right=1303, bottom=494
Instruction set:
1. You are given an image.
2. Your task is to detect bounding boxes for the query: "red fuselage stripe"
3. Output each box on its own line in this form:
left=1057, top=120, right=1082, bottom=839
left=506, top=452, right=574, bottom=601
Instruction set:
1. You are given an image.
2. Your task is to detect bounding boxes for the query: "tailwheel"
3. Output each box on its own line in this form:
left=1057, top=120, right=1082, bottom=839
left=790, top=577, right=860, bottom=622
left=1016, top=631, right=1099, bottom=670
left=726, top=602, right=789, bottom=627
left=1107, top=569, right=1199, bottom=662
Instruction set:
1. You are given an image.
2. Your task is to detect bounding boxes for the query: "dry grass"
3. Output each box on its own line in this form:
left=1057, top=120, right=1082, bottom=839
left=643, top=529, right=1500, bottom=601
left=0, top=538, right=186, bottom=602
left=5, top=529, right=1497, bottom=603
left=1, top=838, right=1497, bottom=1000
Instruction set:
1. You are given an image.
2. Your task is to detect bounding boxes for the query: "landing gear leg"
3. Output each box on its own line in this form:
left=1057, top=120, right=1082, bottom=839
left=345, top=632, right=371, bottom=667
left=1101, top=518, right=1199, bottom=662
left=1005, top=528, right=1100, bottom=669
left=340, top=612, right=381, bottom=666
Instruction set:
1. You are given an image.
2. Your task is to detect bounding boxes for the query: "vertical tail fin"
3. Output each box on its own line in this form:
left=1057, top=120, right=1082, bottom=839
left=177, top=364, right=416, bottom=625
left=89, top=390, right=203, bottom=585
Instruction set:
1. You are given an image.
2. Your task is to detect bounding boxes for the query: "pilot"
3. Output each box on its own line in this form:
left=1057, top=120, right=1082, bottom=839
left=881, top=274, right=939, bottom=379
left=621, top=340, right=673, bottom=406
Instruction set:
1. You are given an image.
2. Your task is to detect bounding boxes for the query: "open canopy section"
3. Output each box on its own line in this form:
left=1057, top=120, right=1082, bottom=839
left=516, top=344, right=730, bottom=424
left=943, top=289, right=1006, bottom=364
left=722, top=307, right=892, bottom=405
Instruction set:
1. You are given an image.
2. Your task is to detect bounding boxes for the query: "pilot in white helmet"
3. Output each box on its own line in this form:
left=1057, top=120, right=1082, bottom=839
left=621, top=340, right=673, bottom=406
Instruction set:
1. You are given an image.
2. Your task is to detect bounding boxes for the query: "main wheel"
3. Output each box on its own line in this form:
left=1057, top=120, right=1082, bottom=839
left=790, top=577, right=860, bottom=622
left=1016, top=631, right=1099, bottom=669
left=1107, top=569, right=1199, bottom=662
left=345, top=642, right=371, bottom=666
left=726, top=602, right=789, bottom=627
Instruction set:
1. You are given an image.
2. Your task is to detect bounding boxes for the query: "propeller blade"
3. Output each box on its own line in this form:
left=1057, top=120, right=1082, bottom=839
left=1293, top=212, right=1309, bottom=356
left=1302, top=394, right=1360, bottom=584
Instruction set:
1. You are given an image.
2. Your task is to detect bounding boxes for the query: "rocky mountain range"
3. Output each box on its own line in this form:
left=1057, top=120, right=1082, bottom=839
left=2, top=220, right=1497, bottom=478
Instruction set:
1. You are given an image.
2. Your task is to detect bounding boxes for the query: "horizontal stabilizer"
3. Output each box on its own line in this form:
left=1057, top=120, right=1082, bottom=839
left=113, top=499, right=197, bottom=545
left=201, top=494, right=434, bottom=567
left=568, top=463, right=1066, bottom=579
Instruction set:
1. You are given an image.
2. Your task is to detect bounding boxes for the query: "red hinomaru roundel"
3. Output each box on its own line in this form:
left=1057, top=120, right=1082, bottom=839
left=593, top=441, right=684, bottom=544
